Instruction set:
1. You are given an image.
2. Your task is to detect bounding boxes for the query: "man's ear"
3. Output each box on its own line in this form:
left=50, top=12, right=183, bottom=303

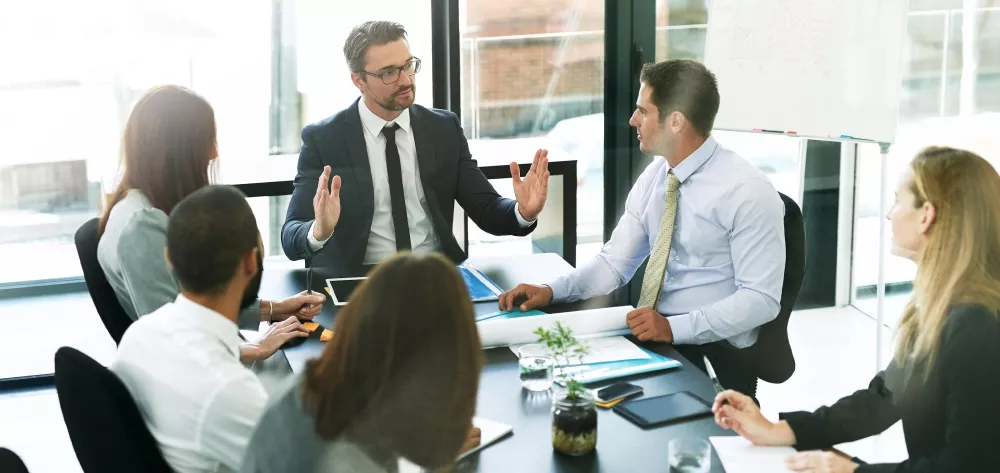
left=351, top=72, right=367, bottom=92
left=242, top=247, right=260, bottom=276
left=669, top=111, right=686, bottom=133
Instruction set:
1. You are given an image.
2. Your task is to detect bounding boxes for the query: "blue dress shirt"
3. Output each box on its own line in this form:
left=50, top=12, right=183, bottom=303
left=548, top=136, right=785, bottom=348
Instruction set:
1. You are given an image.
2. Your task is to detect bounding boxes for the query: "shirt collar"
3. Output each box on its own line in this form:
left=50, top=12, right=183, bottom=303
left=173, top=294, right=243, bottom=360
left=358, top=99, right=412, bottom=138
left=669, top=135, right=718, bottom=183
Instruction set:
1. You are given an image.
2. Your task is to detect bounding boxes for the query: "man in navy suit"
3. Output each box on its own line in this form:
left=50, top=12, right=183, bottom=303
left=282, top=21, right=551, bottom=268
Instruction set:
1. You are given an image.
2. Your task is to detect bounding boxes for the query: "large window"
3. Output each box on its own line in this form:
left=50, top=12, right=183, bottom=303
left=0, top=0, right=272, bottom=286
left=852, top=1, right=1000, bottom=325
left=459, top=0, right=605, bottom=260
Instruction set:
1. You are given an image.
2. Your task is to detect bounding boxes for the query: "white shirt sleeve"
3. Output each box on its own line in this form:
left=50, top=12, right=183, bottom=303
left=306, top=220, right=332, bottom=252
left=514, top=202, right=536, bottom=228
left=546, top=165, right=655, bottom=303
left=199, top=372, right=269, bottom=471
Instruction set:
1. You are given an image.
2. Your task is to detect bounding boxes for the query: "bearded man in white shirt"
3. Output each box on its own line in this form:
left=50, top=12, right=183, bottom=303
left=112, top=185, right=308, bottom=473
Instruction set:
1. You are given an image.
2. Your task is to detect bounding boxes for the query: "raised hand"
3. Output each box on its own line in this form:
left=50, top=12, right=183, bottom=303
left=512, top=149, right=550, bottom=222
left=313, top=166, right=342, bottom=241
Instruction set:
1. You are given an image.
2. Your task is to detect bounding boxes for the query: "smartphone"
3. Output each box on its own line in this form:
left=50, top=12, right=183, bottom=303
left=595, top=382, right=643, bottom=403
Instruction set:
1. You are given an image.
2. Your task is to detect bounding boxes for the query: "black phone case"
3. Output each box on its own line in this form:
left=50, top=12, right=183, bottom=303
left=613, top=391, right=712, bottom=428
left=596, top=384, right=644, bottom=403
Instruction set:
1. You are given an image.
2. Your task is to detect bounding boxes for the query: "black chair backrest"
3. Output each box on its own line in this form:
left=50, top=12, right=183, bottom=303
left=746, top=192, right=805, bottom=384
left=0, top=447, right=30, bottom=473
left=54, top=347, right=173, bottom=473
left=74, top=218, right=132, bottom=345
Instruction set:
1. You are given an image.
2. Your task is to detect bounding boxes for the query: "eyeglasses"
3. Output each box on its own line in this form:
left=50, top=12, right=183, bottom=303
left=361, top=58, right=422, bottom=85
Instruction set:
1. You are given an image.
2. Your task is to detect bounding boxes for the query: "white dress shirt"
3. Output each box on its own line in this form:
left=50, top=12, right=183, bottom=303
left=547, top=137, right=785, bottom=348
left=308, top=100, right=533, bottom=264
left=112, top=295, right=268, bottom=473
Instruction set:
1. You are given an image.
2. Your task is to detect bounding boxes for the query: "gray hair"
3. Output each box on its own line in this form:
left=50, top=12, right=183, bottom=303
left=344, top=21, right=408, bottom=73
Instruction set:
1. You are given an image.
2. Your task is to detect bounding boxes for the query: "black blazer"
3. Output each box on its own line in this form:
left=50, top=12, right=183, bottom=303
left=281, top=99, right=535, bottom=268
left=780, top=303, right=1000, bottom=473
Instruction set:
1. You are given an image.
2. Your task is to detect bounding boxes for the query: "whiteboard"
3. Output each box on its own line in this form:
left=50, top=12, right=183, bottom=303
left=704, top=0, right=908, bottom=144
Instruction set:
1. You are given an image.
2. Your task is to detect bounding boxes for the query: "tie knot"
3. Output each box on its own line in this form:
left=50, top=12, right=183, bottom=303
left=667, top=171, right=680, bottom=192
left=382, top=123, right=400, bottom=139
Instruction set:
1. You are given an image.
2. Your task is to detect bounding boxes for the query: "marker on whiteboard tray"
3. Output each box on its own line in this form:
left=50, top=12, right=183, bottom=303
left=753, top=128, right=784, bottom=134
left=840, top=134, right=875, bottom=142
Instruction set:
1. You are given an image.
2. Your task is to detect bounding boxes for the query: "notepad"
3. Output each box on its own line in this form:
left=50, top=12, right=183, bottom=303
left=302, top=322, right=320, bottom=333
left=710, top=436, right=797, bottom=473
left=458, top=417, right=513, bottom=461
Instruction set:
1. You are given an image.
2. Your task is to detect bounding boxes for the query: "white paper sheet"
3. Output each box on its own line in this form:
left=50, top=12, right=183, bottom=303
left=459, top=417, right=514, bottom=460
left=710, top=436, right=797, bottom=473
left=398, top=417, right=514, bottom=472
left=510, top=336, right=650, bottom=364
left=477, top=306, right=634, bottom=348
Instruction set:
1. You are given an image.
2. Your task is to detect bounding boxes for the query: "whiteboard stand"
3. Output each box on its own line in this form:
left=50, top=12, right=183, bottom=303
left=876, top=142, right=891, bottom=373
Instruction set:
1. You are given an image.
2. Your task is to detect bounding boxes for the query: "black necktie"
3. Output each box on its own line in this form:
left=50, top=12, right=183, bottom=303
left=382, top=124, right=411, bottom=251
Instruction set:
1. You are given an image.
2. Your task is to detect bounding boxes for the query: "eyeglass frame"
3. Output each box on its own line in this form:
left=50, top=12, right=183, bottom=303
left=359, top=58, right=422, bottom=85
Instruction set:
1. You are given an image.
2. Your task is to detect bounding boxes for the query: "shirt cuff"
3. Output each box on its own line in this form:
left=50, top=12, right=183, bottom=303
left=307, top=220, right=332, bottom=252
left=514, top=203, right=536, bottom=228
left=545, top=278, right=570, bottom=304
left=666, top=312, right=697, bottom=345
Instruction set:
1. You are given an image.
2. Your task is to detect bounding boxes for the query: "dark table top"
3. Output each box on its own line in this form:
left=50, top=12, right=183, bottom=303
left=262, top=253, right=731, bottom=472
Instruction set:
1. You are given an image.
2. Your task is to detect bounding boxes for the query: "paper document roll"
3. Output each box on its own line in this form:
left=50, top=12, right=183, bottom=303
left=477, top=306, right=635, bottom=348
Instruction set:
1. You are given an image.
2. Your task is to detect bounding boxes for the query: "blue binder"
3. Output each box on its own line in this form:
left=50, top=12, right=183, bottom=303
left=557, top=347, right=681, bottom=384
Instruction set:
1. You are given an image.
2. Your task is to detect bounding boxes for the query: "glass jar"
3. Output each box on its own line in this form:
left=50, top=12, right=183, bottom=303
left=551, top=390, right=597, bottom=456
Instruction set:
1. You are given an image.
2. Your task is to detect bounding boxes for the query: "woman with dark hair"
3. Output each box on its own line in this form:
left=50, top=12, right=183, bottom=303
left=713, top=147, right=1000, bottom=473
left=97, top=85, right=323, bottom=364
left=241, top=253, right=484, bottom=473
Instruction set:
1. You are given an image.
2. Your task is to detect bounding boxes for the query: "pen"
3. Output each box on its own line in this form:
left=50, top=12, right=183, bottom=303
left=306, top=267, right=313, bottom=295
left=704, top=356, right=727, bottom=404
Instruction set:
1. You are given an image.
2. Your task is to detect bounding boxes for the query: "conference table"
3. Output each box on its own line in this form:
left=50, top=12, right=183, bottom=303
left=266, top=253, right=733, bottom=472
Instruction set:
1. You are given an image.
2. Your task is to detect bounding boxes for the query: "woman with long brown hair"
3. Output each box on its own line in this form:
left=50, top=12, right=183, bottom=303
left=241, top=253, right=484, bottom=473
left=97, top=85, right=323, bottom=363
left=712, top=147, right=1000, bottom=473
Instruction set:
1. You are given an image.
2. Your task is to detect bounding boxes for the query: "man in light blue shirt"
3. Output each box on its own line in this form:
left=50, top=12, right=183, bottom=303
left=499, top=59, right=785, bottom=397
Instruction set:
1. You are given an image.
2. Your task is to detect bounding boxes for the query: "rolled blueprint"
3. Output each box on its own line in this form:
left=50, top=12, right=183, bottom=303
left=477, top=306, right=635, bottom=348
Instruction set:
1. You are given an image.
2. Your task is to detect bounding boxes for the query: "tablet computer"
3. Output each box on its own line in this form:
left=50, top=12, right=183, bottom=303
left=613, top=391, right=712, bottom=428
left=325, top=277, right=367, bottom=307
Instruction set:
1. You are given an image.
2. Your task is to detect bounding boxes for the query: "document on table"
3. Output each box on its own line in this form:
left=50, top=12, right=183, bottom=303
left=398, top=417, right=513, bottom=472
left=510, top=336, right=651, bottom=364
left=459, top=417, right=514, bottom=460
left=710, top=436, right=797, bottom=473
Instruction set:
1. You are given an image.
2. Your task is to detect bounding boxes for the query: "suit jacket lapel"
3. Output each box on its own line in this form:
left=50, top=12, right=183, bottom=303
left=344, top=99, right=375, bottom=214
left=409, top=106, right=438, bottom=201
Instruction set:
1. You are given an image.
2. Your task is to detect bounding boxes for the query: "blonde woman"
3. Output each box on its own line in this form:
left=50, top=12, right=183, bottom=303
left=712, top=147, right=1000, bottom=473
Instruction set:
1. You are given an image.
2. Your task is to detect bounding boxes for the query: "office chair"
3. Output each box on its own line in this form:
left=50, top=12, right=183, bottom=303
left=74, top=218, right=133, bottom=345
left=54, top=347, right=173, bottom=473
left=0, top=447, right=30, bottom=473
left=745, top=192, right=805, bottom=384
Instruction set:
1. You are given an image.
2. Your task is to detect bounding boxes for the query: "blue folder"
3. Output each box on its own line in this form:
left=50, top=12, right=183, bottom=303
left=556, top=347, right=682, bottom=384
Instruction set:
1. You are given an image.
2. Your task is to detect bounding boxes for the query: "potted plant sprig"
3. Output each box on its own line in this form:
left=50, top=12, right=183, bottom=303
left=533, top=322, right=597, bottom=456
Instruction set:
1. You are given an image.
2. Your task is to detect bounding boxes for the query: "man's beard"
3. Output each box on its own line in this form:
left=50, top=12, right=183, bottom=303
left=377, top=85, right=415, bottom=111
left=239, top=250, right=264, bottom=311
